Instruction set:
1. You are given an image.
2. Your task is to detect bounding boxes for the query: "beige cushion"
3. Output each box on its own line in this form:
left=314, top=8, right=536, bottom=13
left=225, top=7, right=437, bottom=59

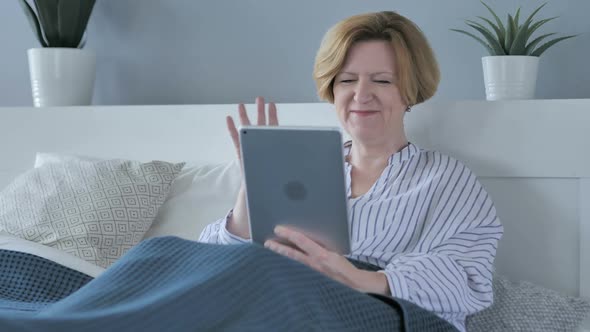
left=34, top=152, right=242, bottom=241
left=0, top=158, right=184, bottom=268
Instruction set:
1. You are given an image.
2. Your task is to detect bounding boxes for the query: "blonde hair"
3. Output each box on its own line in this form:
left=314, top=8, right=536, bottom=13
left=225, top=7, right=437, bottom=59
left=313, top=11, right=440, bottom=106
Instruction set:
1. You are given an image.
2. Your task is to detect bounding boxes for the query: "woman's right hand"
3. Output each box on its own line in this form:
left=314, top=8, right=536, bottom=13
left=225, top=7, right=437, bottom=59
left=226, top=96, right=279, bottom=239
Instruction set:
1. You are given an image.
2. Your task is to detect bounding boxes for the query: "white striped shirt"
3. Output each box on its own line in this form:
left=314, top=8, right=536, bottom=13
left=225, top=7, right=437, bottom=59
left=199, top=142, right=503, bottom=332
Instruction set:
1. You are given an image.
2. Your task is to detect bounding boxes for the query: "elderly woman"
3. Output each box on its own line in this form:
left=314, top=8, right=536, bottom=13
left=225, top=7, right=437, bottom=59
left=200, top=11, right=503, bottom=332
left=0, top=10, right=502, bottom=332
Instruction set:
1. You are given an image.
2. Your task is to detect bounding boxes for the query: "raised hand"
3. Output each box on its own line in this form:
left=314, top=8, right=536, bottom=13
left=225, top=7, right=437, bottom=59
left=226, top=96, right=278, bottom=239
left=226, top=96, right=278, bottom=165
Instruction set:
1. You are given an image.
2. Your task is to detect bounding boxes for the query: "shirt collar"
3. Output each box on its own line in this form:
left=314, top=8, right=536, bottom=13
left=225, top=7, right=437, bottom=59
left=344, top=141, right=420, bottom=167
left=387, top=142, right=420, bottom=166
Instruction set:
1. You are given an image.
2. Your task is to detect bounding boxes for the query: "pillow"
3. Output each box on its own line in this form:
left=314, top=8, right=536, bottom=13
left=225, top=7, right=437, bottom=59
left=0, top=158, right=184, bottom=268
left=35, top=153, right=242, bottom=241
left=143, top=160, right=241, bottom=240
left=467, top=274, right=590, bottom=332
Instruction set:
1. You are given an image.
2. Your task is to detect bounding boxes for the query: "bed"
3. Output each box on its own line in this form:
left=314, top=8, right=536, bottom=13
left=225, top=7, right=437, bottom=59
left=0, top=99, right=589, bottom=331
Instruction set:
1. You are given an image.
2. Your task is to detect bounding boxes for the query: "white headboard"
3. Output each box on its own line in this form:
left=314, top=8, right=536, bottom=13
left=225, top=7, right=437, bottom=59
left=1, top=100, right=589, bottom=327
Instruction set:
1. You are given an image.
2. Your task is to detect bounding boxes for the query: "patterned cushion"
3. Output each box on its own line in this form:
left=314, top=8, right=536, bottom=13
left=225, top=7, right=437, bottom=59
left=0, top=159, right=184, bottom=268
left=467, top=274, right=590, bottom=331
left=34, top=153, right=242, bottom=241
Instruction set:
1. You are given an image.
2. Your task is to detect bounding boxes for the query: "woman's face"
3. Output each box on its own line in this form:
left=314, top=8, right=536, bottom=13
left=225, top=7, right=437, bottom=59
left=333, top=40, right=408, bottom=145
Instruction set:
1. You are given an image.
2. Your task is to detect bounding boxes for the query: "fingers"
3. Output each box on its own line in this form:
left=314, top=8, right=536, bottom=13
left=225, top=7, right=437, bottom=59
left=226, top=116, right=240, bottom=158
left=256, top=96, right=266, bottom=125
left=233, top=97, right=278, bottom=130
left=274, top=226, right=326, bottom=258
left=265, top=239, right=310, bottom=265
left=238, top=103, right=251, bottom=126
left=268, top=102, right=279, bottom=126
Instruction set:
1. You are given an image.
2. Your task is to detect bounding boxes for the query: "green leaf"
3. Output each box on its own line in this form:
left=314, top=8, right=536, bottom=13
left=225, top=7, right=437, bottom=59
left=78, top=33, right=87, bottom=49
left=505, top=14, right=515, bottom=51
left=459, top=1, right=577, bottom=57
left=480, top=1, right=506, bottom=36
left=523, top=2, right=548, bottom=27
left=524, top=33, right=555, bottom=55
left=519, top=3, right=548, bottom=48
left=17, top=0, right=47, bottom=47
left=508, top=3, right=551, bottom=55
left=527, top=17, right=557, bottom=37
left=75, top=0, right=96, bottom=48
left=465, top=21, right=506, bottom=55
left=57, top=0, right=80, bottom=47
left=510, top=14, right=518, bottom=39
left=509, top=20, right=532, bottom=55
left=477, top=16, right=505, bottom=47
left=34, top=0, right=60, bottom=46
left=514, top=7, right=521, bottom=29
left=450, top=29, right=496, bottom=55
left=531, top=35, right=577, bottom=56
left=57, top=0, right=96, bottom=48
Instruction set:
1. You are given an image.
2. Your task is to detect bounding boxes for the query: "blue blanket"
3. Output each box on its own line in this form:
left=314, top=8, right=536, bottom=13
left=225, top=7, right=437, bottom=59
left=0, top=236, right=457, bottom=331
left=0, top=250, right=92, bottom=312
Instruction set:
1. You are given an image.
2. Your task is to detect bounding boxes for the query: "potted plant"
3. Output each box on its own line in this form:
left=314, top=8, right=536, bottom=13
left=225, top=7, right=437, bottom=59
left=19, top=0, right=97, bottom=107
left=451, top=1, right=576, bottom=101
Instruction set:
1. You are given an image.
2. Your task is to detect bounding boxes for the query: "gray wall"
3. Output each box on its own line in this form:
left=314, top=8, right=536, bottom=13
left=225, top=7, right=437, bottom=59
left=1, top=0, right=588, bottom=106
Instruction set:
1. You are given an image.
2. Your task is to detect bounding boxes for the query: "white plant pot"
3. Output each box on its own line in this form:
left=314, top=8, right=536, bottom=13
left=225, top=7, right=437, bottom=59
left=482, top=56, right=539, bottom=101
left=27, top=48, right=96, bottom=107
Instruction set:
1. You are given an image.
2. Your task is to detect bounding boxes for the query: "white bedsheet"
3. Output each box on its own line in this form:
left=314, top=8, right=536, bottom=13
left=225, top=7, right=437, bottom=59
left=0, top=231, right=105, bottom=278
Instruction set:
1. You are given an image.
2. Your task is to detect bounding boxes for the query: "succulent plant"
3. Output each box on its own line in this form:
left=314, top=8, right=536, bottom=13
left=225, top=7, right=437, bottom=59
left=18, top=0, right=96, bottom=48
left=451, top=1, right=576, bottom=56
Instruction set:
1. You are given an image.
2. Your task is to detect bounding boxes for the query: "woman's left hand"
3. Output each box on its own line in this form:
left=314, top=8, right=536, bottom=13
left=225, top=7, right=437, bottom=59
left=264, top=225, right=390, bottom=295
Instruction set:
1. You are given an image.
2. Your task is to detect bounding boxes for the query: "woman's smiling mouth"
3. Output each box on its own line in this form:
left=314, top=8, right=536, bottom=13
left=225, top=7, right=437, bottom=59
left=350, top=110, right=380, bottom=116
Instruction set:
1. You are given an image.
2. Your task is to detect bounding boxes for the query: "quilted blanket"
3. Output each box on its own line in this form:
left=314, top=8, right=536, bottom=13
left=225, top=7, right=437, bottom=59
left=0, top=236, right=457, bottom=331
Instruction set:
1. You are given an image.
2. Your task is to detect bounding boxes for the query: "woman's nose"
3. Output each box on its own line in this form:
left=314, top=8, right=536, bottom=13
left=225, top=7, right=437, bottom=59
left=353, top=80, right=373, bottom=103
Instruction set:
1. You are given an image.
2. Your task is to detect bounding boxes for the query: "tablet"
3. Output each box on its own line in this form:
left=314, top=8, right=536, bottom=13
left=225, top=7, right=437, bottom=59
left=239, top=126, right=351, bottom=254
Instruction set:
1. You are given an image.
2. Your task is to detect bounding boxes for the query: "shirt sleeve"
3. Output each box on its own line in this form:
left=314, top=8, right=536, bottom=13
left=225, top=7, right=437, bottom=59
left=198, top=210, right=251, bottom=245
left=381, top=173, right=503, bottom=322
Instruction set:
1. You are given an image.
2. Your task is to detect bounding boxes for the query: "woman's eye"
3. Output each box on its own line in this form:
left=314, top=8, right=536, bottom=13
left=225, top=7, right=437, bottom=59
left=340, top=79, right=355, bottom=83
left=375, top=80, right=391, bottom=84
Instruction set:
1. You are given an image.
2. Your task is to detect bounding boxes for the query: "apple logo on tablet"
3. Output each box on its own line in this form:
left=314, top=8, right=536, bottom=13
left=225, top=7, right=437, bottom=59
left=284, top=181, right=307, bottom=201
